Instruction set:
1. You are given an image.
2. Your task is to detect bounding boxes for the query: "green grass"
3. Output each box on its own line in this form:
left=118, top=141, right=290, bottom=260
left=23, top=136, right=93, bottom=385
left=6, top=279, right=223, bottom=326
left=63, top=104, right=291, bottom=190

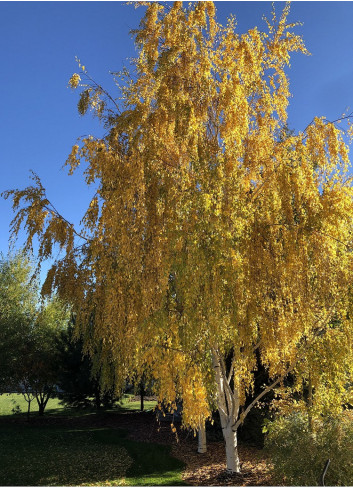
left=0, top=425, right=186, bottom=486
left=0, top=393, right=157, bottom=417
left=0, top=393, right=62, bottom=416
left=118, top=394, right=157, bottom=412
left=0, top=394, right=184, bottom=486
left=95, top=429, right=186, bottom=486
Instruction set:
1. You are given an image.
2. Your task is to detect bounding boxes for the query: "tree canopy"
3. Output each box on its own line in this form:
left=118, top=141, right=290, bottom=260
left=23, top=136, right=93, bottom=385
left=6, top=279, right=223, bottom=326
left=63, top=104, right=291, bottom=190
left=4, top=1, right=353, bottom=472
left=0, top=251, right=38, bottom=389
left=0, top=252, right=69, bottom=415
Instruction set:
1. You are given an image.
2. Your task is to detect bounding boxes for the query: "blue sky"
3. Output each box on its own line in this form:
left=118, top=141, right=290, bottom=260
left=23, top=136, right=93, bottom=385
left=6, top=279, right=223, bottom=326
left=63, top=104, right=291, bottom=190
left=1, top=1, right=353, bottom=279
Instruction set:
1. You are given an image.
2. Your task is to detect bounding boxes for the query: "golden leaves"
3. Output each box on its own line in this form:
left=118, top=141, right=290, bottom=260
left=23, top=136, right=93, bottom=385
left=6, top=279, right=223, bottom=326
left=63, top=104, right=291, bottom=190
left=4, top=1, right=353, bottom=430
left=68, top=73, right=81, bottom=89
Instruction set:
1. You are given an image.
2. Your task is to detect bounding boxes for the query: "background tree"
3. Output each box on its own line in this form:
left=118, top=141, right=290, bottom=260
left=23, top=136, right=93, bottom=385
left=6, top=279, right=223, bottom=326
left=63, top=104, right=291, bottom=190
left=9, top=295, right=69, bottom=417
left=0, top=252, right=37, bottom=392
left=56, top=317, right=118, bottom=410
left=0, top=252, right=69, bottom=417
left=28, top=296, right=69, bottom=415
left=4, top=2, right=353, bottom=473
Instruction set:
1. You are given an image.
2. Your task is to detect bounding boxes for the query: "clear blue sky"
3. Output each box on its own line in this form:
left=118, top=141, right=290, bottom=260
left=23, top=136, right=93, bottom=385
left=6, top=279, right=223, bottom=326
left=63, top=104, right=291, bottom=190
left=1, top=1, right=353, bottom=277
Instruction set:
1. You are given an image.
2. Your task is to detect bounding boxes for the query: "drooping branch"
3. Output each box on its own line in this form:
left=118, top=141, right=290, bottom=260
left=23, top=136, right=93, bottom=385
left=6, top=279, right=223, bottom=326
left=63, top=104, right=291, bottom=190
left=42, top=200, right=91, bottom=244
left=233, top=296, right=343, bottom=431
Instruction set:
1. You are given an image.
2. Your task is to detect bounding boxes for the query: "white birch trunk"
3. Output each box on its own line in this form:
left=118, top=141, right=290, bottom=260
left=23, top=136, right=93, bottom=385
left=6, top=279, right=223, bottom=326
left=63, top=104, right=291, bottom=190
left=223, top=425, right=240, bottom=473
left=197, top=423, right=207, bottom=453
left=212, top=348, right=241, bottom=473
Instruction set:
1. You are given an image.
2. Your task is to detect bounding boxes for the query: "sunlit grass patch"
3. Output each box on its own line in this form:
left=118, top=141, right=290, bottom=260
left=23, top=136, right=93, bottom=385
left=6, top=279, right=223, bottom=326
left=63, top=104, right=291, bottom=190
left=0, top=393, right=157, bottom=418
left=118, top=394, right=157, bottom=412
left=0, top=393, right=62, bottom=416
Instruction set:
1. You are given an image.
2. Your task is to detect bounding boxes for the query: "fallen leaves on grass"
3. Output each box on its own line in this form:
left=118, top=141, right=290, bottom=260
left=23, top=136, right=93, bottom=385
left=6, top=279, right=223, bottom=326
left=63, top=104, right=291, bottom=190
left=0, top=428, right=132, bottom=486
left=109, top=411, right=275, bottom=486
left=174, top=442, right=274, bottom=486
left=0, top=411, right=275, bottom=486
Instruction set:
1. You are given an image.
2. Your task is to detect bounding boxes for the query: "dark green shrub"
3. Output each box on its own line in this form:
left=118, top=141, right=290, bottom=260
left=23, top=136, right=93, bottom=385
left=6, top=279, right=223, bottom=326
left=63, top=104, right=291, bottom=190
left=56, top=323, right=118, bottom=410
left=264, top=411, right=353, bottom=485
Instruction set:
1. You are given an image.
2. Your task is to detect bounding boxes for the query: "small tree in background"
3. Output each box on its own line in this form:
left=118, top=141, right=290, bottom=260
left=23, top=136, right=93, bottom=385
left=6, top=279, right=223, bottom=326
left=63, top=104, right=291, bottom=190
left=10, top=295, right=69, bottom=417
left=29, top=296, right=69, bottom=415
left=0, top=251, right=37, bottom=392
left=56, top=318, right=118, bottom=411
left=0, top=252, right=69, bottom=417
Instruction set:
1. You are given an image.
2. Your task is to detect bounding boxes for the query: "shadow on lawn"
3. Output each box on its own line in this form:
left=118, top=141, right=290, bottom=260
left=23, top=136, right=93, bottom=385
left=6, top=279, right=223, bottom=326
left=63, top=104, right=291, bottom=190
left=96, top=429, right=187, bottom=486
left=0, top=425, right=187, bottom=486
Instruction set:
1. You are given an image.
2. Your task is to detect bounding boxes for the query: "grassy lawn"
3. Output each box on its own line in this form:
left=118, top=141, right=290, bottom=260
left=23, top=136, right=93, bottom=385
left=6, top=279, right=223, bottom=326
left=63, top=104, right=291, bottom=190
left=0, top=393, right=157, bottom=417
left=0, top=393, right=62, bottom=416
left=118, top=394, right=157, bottom=412
left=0, top=425, right=186, bottom=486
left=0, top=394, right=184, bottom=486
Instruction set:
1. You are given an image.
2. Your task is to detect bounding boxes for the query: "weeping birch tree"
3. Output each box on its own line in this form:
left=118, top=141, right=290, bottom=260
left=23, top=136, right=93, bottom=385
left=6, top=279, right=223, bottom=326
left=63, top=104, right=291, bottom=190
left=4, top=2, right=353, bottom=473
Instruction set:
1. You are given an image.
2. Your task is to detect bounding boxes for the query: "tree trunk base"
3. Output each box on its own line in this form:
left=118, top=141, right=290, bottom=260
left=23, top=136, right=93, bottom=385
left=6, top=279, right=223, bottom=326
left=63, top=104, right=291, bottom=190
left=197, top=424, right=207, bottom=454
left=224, top=426, right=241, bottom=473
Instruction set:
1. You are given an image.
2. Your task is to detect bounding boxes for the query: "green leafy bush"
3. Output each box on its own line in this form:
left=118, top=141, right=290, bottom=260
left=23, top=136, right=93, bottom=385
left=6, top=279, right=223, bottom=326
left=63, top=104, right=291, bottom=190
left=10, top=398, right=21, bottom=415
left=264, top=411, right=353, bottom=486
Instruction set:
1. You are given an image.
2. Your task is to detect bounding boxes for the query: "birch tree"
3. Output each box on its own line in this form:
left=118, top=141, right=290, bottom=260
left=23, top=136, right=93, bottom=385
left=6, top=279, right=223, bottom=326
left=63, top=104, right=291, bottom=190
left=4, top=2, right=353, bottom=473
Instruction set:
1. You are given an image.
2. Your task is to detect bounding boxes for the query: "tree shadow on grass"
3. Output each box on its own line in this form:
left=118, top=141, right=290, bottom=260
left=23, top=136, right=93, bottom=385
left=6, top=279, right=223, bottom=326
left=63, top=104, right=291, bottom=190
left=95, top=429, right=187, bottom=486
left=0, top=425, right=187, bottom=486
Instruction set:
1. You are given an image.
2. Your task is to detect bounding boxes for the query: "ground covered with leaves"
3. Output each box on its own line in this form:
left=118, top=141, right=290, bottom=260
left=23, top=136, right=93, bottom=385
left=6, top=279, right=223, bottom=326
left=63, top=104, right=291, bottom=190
left=0, top=410, right=274, bottom=486
left=114, top=412, right=274, bottom=486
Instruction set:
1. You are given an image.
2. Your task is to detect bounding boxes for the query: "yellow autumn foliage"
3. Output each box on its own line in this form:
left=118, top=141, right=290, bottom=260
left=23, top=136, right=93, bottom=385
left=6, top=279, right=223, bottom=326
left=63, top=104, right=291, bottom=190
left=4, top=2, right=353, bottom=430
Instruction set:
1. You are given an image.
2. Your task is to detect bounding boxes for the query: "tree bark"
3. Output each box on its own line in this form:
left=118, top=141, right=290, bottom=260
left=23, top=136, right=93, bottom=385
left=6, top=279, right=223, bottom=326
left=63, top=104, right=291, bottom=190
left=94, top=387, right=101, bottom=411
left=212, top=348, right=241, bottom=473
left=223, top=425, right=240, bottom=473
left=37, top=394, right=44, bottom=416
left=27, top=398, right=31, bottom=422
left=22, top=387, right=34, bottom=422
left=197, top=422, right=207, bottom=453
left=308, top=373, right=313, bottom=432
left=36, top=391, right=51, bottom=416
left=140, top=381, right=145, bottom=412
